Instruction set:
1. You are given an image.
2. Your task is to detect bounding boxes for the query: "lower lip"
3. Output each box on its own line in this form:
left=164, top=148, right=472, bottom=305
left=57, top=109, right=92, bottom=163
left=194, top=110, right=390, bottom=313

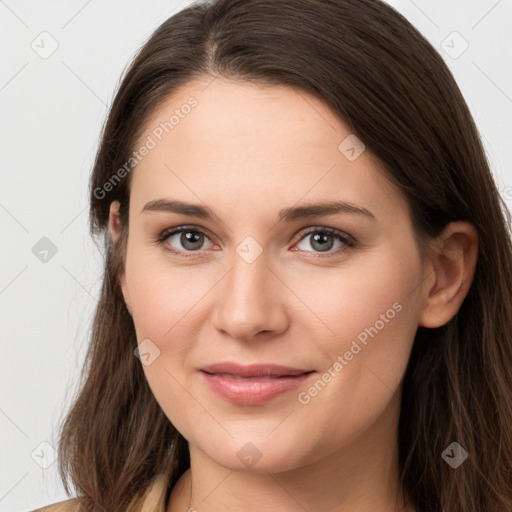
left=200, top=371, right=315, bottom=405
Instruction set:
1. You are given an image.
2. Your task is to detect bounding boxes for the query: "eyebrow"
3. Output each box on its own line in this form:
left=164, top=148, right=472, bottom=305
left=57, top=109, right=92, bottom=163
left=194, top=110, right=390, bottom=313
left=141, top=199, right=376, bottom=223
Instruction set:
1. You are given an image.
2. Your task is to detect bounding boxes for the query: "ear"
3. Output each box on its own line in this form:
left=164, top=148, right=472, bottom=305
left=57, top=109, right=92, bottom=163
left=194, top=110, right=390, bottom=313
left=108, top=200, right=132, bottom=315
left=418, top=221, right=478, bottom=328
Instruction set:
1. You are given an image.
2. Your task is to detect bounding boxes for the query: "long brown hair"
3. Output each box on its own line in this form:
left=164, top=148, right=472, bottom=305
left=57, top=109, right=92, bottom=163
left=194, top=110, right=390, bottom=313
left=56, top=0, right=512, bottom=510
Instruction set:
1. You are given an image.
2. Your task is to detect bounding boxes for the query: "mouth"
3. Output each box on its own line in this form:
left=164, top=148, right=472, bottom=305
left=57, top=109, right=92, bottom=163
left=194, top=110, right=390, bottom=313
left=199, top=362, right=316, bottom=405
left=200, top=362, right=314, bottom=377
left=206, top=372, right=308, bottom=380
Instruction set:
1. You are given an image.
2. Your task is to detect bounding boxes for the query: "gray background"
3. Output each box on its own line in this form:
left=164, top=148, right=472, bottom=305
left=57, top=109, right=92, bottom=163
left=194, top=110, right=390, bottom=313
left=1, top=0, right=511, bottom=510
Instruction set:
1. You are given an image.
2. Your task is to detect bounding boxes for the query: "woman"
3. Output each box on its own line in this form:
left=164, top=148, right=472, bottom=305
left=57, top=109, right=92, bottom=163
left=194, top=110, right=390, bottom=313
left=35, top=0, right=512, bottom=511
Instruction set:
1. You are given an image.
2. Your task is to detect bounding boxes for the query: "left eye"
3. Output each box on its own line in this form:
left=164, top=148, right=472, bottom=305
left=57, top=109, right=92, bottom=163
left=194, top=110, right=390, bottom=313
left=294, top=228, right=353, bottom=254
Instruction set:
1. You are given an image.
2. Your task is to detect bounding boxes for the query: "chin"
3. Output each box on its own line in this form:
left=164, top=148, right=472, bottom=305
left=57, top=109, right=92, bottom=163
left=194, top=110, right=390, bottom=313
left=195, top=433, right=317, bottom=474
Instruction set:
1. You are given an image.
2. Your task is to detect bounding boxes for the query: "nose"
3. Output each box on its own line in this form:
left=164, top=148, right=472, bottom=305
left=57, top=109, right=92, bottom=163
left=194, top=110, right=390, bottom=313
left=211, top=249, right=289, bottom=342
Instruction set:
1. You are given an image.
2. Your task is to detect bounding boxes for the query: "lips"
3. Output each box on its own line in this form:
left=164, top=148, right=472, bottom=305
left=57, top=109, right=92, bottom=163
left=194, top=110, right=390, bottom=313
left=199, top=362, right=315, bottom=405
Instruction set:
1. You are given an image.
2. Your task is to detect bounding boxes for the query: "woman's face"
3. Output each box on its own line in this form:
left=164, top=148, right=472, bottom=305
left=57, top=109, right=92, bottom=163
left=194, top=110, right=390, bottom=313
left=112, top=77, right=429, bottom=473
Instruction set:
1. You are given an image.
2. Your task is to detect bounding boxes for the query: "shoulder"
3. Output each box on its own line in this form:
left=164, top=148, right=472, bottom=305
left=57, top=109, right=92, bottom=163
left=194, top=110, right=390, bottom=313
left=30, top=471, right=170, bottom=512
left=31, top=497, right=81, bottom=512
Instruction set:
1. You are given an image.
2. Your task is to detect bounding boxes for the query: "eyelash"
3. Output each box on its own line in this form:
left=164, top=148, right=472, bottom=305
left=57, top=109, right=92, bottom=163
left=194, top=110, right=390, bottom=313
left=154, top=225, right=356, bottom=258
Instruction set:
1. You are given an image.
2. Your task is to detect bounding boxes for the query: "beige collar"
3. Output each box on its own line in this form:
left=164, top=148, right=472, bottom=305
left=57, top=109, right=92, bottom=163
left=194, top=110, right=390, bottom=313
left=127, top=472, right=170, bottom=511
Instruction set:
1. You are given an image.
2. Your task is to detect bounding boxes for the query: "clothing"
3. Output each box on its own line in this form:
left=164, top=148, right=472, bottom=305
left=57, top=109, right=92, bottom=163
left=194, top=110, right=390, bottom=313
left=31, top=472, right=169, bottom=512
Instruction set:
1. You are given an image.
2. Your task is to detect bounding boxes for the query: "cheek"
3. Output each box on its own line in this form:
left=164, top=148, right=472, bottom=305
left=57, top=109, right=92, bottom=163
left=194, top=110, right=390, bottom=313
left=125, top=246, right=204, bottom=341
left=125, top=253, right=209, bottom=434
left=292, top=247, right=420, bottom=343
left=288, top=252, right=421, bottom=454
left=292, top=244, right=422, bottom=395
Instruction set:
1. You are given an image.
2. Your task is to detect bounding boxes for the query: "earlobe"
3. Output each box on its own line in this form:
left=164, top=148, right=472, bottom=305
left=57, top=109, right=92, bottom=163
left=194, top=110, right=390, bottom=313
left=418, top=221, right=478, bottom=328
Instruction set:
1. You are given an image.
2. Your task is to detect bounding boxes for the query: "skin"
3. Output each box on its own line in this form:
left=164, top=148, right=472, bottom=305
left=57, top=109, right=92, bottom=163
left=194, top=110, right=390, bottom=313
left=108, top=77, right=478, bottom=512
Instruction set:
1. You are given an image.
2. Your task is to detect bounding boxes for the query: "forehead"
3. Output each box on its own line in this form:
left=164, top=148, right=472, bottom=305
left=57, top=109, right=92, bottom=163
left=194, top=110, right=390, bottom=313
left=129, top=77, right=409, bottom=225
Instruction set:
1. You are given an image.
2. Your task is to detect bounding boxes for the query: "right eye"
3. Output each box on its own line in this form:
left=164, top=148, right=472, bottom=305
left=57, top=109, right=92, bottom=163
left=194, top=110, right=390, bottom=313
left=156, top=226, right=216, bottom=256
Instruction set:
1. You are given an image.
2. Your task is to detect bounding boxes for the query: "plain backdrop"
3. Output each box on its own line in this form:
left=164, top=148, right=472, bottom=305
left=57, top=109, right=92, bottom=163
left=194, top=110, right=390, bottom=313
left=1, top=0, right=511, bottom=510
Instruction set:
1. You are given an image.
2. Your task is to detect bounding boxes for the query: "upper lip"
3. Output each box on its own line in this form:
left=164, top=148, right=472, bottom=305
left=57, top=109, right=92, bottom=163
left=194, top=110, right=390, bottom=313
left=200, top=362, right=314, bottom=378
